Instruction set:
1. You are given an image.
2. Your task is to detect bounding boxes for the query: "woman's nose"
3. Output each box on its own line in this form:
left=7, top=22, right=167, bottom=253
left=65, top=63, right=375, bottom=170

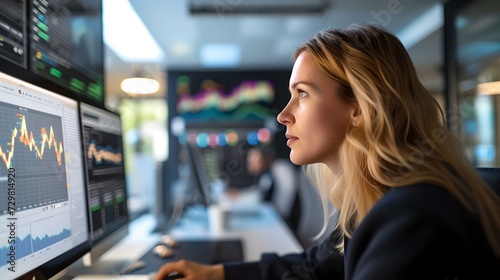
left=277, top=108, right=292, bottom=125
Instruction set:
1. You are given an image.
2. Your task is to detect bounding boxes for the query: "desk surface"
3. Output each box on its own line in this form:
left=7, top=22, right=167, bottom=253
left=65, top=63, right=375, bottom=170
left=168, top=202, right=303, bottom=261
left=67, top=202, right=303, bottom=278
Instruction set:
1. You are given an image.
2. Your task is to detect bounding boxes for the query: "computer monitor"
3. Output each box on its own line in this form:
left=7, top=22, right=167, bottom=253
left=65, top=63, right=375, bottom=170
left=185, top=144, right=212, bottom=207
left=0, top=0, right=27, bottom=68
left=0, top=71, right=90, bottom=279
left=29, top=0, right=104, bottom=104
left=79, top=102, right=129, bottom=270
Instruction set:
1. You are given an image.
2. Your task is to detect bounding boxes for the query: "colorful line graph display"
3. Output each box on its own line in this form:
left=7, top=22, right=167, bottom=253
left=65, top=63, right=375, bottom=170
left=0, top=101, right=69, bottom=213
left=176, top=79, right=275, bottom=121
left=176, top=80, right=275, bottom=113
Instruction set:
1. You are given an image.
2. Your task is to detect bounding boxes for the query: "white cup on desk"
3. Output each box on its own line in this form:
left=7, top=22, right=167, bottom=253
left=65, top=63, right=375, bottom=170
left=208, top=203, right=229, bottom=234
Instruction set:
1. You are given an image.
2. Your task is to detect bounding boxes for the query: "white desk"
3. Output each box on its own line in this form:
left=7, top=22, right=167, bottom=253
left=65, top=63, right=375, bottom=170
left=66, top=202, right=303, bottom=278
left=167, top=202, right=303, bottom=261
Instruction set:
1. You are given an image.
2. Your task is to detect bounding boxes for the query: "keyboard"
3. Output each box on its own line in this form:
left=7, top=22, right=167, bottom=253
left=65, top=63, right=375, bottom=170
left=72, top=272, right=185, bottom=280
left=73, top=274, right=154, bottom=280
left=127, top=239, right=244, bottom=275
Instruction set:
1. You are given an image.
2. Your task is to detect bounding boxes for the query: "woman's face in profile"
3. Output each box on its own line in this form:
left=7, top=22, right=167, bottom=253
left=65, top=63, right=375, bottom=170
left=277, top=51, right=355, bottom=170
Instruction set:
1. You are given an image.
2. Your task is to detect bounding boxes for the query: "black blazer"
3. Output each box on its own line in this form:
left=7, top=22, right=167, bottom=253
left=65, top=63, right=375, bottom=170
left=224, top=184, right=499, bottom=279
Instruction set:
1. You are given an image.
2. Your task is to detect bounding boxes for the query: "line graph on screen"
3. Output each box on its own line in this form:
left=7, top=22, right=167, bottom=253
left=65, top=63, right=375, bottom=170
left=0, top=101, right=69, bottom=213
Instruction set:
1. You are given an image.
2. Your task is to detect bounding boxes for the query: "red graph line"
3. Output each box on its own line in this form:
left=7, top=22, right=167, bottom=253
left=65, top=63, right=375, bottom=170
left=0, top=114, right=63, bottom=169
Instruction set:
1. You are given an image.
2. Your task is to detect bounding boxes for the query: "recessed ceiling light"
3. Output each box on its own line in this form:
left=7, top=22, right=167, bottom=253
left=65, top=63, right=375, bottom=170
left=199, top=43, right=240, bottom=68
left=170, top=42, right=192, bottom=57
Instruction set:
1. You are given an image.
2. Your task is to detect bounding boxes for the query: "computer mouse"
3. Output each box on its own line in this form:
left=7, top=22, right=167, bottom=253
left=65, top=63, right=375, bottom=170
left=147, top=272, right=185, bottom=280
left=153, top=244, right=174, bottom=258
left=165, top=272, right=185, bottom=279
left=161, top=235, right=180, bottom=248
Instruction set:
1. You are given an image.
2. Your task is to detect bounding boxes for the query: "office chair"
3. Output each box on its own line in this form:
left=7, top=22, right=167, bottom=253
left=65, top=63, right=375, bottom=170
left=270, top=159, right=300, bottom=228
left=475, top=167, right=500, bottom=196
left=295, top=170, right=338, bottom=248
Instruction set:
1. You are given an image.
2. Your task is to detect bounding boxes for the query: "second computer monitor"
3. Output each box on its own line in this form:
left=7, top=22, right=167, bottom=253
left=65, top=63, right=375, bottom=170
left=79, top=102, right=129, bottom=263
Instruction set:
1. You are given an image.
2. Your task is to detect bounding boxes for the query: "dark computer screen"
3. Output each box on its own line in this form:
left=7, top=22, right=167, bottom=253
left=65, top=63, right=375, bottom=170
left=79, top=102, right=129, bottom=264
left=0, top=0, right=27, bottom=68
left=185, top=143, right=212, bottom=207
left=0, top=71, right=90, bottom=279
left=29, top=0, right=104, bottom=104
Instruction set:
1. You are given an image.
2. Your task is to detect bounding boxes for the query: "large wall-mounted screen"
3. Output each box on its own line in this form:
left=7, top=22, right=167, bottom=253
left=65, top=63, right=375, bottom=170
left=30, top=0, right=104, bottom=104
left=0, top=0, right=27, bottom=68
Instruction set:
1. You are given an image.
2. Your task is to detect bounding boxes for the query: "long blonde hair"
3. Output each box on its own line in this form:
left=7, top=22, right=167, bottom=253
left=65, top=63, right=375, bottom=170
left=299, top=24, right=500, bottom=255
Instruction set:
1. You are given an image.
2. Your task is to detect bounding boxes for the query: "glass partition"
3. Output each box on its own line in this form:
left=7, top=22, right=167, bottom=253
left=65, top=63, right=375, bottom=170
left=445, top=0, right=500, bottom=167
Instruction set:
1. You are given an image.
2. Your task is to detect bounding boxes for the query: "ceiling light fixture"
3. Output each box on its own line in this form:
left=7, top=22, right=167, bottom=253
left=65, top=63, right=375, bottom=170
left=477, top=81, right=500, bottom=95
left=476, top=59, right=500, bottom=95
left=121, top=77, right=160, bottom=95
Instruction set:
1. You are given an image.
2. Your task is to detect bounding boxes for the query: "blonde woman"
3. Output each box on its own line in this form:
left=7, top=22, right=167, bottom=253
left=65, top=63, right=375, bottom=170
left=155, top=24, right=500, bottom=280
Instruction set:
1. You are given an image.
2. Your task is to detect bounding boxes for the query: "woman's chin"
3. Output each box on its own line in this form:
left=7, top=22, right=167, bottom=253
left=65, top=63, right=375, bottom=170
left=289, top=153, right=313, bottom=166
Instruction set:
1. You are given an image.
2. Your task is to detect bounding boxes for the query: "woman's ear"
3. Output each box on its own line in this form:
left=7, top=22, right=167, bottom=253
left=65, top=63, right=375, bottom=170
left=351, top=105, right=361, bottom=127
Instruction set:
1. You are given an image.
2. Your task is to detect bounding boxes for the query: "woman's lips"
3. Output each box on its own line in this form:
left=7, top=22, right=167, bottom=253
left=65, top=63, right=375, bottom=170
left=285, top=134, right=298, bottom=146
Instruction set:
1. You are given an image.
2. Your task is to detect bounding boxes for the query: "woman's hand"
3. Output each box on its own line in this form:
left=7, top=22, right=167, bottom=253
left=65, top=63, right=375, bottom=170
left=154, top=259, right=224, bottom=280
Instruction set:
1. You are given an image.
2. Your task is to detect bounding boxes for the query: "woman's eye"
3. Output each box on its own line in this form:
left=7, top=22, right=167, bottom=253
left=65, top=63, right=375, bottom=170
left=298, top=90, right=308, bottom=98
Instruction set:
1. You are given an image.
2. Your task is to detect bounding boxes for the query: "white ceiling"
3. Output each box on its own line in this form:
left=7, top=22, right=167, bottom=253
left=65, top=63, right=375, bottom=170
left=104, top=0, right=446, bottom=109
